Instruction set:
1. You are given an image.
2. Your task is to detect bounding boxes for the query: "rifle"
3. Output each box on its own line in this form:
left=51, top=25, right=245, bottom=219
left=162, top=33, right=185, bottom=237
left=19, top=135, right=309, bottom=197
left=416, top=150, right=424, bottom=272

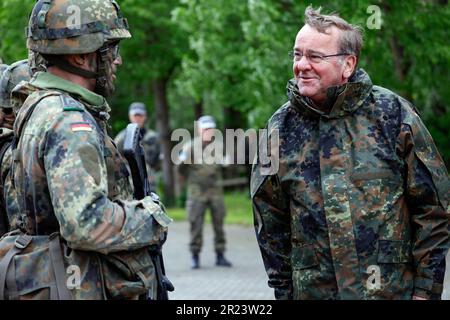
left=123, top=123, right=174, bottom=300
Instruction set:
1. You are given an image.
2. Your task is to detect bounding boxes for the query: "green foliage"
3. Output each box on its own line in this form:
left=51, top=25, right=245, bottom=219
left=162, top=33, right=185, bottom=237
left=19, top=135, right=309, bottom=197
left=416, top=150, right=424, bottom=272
left=0, top=0, right=448, bottom=165
left=0, top=0, right=34, bottom=62
left=110, top=0, right=189, bottom=133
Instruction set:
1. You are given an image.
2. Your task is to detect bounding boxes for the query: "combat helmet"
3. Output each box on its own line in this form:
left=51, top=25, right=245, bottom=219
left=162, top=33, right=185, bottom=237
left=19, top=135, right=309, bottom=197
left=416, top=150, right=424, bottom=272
left=27, top=0, right=131, bottom=55
left=0, top=60, right=32, bottom=110
left=26, top=0, right=131, bottom=96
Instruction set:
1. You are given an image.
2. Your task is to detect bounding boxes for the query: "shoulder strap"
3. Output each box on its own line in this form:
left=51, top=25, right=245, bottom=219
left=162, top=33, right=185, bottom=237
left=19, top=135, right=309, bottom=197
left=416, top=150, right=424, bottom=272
left=11, top=91, right=61, bottom=151
left=9, top=92, right=62, bottom=233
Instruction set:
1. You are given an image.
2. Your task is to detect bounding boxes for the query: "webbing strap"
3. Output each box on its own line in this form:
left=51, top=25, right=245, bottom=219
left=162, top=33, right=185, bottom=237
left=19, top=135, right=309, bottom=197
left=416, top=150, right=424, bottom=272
left=45, top=56, right=98, bottom=79
left=0, top=234, right=32, bottom=300
left=49, top=235, right=72, bottom=300
left=5, top=255, right=18, bottom=299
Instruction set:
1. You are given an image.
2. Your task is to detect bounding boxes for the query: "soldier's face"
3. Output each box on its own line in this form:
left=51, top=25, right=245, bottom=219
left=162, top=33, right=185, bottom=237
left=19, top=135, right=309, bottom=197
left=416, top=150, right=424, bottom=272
left=129, top=114, right=147, bottom=127
left=199, top=128, right=214, bottom=142
left=292, top=25, right=352, bottom=105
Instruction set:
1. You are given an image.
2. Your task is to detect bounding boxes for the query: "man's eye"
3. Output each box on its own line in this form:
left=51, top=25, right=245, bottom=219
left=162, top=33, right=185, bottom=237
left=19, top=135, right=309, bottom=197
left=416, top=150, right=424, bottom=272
left=310, top=54, right=322, bottom=60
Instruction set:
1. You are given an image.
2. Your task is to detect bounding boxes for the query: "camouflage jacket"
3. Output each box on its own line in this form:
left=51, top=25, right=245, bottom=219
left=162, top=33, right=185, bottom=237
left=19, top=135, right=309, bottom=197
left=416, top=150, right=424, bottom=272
left=6, top=71, right=172, bottom=299
left=251, top=69, right=450, bottom=300
left=0, top=127, right=13, bottom=236
left=178, top=137, right=225, bottom=201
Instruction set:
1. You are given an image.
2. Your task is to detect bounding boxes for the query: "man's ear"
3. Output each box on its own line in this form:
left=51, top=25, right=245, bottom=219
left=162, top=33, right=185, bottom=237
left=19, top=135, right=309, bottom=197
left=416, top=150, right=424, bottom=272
left=343, top=55, right=357, bottom=80
left=69, top=54, right=87, bottom=67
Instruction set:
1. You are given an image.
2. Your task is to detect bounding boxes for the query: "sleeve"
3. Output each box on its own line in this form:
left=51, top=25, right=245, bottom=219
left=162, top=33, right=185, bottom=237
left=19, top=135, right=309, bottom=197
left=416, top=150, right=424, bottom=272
left=43, top=111, right=172, bottom=255
left=398, top=107, right=450, bottom=300
left=251, top=129, right=292, bottom=300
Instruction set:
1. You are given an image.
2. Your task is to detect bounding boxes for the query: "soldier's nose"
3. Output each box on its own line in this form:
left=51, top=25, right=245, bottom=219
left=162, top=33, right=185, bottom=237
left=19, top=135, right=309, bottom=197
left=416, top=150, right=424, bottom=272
left=114, top=54, right=123, bottom=66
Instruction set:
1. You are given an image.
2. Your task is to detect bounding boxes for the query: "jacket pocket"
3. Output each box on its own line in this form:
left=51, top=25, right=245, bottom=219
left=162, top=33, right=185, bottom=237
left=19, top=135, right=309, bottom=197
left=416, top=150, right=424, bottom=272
left=377, top=240, right=412, bottom=263
left=291, top=244, right=319, bottom=270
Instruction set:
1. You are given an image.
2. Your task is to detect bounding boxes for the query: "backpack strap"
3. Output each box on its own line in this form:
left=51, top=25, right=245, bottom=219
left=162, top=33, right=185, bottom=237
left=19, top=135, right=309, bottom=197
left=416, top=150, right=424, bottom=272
left=0, top=234, right=32, bottom=300
left=49, top=234, right=72, bottom=300
left=10, top=92, right=61, bottom=232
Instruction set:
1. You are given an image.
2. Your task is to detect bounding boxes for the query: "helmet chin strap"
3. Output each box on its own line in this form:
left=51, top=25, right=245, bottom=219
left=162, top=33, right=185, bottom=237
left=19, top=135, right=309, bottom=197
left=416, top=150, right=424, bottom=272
left=44, top=45, right=115, bottom=98
left=44, top=55, right=98, bottom=79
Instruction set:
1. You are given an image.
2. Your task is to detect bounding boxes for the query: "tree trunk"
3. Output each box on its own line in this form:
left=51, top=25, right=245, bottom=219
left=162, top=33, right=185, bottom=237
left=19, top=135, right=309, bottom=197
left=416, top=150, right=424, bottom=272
left=194, top=100, right=203, bottom=121
left=153, top=78, right=175, bottom=206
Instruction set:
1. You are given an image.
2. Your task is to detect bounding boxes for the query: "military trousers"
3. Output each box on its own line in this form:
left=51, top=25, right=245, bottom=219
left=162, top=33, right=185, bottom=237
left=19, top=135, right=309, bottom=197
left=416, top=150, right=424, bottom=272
left=187, top=197, right=226, bottom=254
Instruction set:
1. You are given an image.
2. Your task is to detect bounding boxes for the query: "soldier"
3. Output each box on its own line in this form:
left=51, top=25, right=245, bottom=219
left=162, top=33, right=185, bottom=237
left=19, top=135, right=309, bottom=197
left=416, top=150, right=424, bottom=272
left=2, top=0, right=172, bottom=299
left=115, top=102, right=161, bottom=193
left=179, top=115, right=232, bottom=269
left=0, top=60, right=32, bottom=237
left=251, top=6, right=449, bottom=300
left=0, top=61, right=10, bottom=237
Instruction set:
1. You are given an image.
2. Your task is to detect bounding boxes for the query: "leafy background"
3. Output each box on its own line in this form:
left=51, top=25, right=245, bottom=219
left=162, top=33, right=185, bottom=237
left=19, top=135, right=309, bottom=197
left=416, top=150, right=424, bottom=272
left=1, top=0, right=448, bottom=204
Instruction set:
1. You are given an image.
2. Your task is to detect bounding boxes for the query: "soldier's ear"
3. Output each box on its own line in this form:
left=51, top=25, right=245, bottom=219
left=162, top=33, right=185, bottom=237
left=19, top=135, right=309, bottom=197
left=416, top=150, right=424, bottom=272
left=69, top=53, right=96, bottom=70
left=70, top=54, right=87, bottom=67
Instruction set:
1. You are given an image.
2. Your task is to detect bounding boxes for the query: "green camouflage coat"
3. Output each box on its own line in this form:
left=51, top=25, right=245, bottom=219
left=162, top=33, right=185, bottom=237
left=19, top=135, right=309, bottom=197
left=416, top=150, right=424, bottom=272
left=179, top=137, right=225, bottom=202
left=251, top=69, right=450, bottom=300
left=5, top=71, right=172, bottom=299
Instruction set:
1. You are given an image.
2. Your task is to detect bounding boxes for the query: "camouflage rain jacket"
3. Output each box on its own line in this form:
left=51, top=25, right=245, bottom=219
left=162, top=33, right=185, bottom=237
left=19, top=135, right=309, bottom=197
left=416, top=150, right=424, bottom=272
left=179, top=137, right=225, bottom=202
left=5, top=71, right=172, bottom=299
left=251, top=69, right=450, bottom=300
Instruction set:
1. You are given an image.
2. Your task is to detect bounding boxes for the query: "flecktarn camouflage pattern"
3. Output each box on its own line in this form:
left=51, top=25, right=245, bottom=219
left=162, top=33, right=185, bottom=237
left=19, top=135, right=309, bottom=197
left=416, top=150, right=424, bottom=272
left=27, top=0, right=131, bottom=55
left=179, top=138, right=227, bottom=254
left=0, top=60, right=32, bottom=112
left=251, top=68, right=450, bottom=300
left=0, top=70, right=171, bottom=299
left=0, top=60, right=32, bottom=238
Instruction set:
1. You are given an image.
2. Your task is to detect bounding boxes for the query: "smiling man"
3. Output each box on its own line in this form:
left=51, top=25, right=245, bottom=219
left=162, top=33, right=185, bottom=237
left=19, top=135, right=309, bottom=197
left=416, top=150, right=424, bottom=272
left=251, top=6, right=449, bottom=300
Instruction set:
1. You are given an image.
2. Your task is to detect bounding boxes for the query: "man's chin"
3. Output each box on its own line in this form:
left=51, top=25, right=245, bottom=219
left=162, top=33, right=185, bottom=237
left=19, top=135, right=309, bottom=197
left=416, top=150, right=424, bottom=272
left=298, top=86, right=316, bottom=98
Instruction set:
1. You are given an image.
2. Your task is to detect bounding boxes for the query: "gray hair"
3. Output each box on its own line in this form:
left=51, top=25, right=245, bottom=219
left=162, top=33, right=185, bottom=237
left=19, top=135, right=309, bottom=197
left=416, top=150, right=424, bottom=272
left=304, top=6, right=363, bottom=62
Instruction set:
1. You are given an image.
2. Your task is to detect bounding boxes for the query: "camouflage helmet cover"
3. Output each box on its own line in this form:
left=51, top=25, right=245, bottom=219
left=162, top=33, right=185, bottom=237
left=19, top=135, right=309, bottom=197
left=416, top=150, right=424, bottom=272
left=26, top=0, right=131, bottom=55
left=0, top=60, right=32, bottom=109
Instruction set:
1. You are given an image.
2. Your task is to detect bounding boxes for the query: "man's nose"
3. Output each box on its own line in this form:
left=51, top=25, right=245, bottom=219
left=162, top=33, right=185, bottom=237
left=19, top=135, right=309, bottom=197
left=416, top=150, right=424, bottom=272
left=293, top=56, right=312, bottom=75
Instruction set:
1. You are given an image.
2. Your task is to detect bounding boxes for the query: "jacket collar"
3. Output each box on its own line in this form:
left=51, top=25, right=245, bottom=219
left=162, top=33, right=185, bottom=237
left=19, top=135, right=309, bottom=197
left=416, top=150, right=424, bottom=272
left=287, top=68, right=373, bottom=119
left=28, top=71, right=110, bottom=115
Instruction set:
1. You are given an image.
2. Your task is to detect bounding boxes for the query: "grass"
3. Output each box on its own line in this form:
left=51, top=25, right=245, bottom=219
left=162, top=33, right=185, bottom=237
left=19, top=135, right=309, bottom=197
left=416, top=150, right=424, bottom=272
left=166, top=190, right=254, bottom=226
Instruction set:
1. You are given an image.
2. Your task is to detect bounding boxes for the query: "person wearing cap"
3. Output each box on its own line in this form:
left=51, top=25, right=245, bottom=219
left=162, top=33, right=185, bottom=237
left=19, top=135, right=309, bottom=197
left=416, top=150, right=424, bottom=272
left=178, top=115, right=232, bottom=269
left=114, top=102, right=161, bottom=193
left=1, top=0, right=171, bottom=300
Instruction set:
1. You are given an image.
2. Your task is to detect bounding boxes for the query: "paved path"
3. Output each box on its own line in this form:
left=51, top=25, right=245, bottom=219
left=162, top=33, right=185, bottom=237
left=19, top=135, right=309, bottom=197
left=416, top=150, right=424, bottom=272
left=164, top=221, right=274, bottom=300
left=164, top=222, right=450, bottom=300
left=442, top=252, right=450, bottom=300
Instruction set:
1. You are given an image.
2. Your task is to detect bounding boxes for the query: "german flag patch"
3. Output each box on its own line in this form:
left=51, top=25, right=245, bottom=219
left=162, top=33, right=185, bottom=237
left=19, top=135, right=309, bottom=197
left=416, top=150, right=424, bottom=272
left=71, top=122, right=93, bottom=133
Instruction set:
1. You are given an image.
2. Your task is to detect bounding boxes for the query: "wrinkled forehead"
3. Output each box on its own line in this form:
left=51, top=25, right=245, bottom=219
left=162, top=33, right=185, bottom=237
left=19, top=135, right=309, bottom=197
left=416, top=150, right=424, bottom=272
left=294, top=24, right=341, bottom=52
